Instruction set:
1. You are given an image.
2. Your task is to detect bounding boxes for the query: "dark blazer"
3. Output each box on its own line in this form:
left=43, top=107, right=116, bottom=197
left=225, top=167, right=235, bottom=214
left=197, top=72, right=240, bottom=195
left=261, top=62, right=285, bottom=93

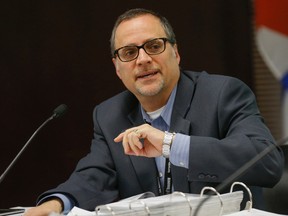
left=39, top=71, right=284, bottom=211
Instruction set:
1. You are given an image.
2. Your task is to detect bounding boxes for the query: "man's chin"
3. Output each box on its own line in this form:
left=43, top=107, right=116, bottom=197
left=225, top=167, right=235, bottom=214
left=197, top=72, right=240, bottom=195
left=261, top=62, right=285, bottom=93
left=136, top=87, right=163, bottom=97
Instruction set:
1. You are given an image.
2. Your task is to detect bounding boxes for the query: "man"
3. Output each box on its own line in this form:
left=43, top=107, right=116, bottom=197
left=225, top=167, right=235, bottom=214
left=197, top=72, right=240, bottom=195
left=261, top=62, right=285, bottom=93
left=24, top=8, right=284, bottom=216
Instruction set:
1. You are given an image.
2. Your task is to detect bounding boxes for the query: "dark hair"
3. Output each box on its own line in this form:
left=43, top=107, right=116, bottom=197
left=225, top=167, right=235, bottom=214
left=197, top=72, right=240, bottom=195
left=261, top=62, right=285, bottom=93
left=110, top=8, right=176, bottom=56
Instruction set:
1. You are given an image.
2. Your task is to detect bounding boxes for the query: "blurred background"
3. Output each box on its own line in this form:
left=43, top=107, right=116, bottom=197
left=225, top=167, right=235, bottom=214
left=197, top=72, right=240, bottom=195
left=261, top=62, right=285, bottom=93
left=0, top=0, right=287, bottom=214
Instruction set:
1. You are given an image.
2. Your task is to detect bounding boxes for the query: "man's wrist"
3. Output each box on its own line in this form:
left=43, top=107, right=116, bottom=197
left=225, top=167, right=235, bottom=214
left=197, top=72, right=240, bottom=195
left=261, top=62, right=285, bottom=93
left=40, top=198, right=63, bottom=213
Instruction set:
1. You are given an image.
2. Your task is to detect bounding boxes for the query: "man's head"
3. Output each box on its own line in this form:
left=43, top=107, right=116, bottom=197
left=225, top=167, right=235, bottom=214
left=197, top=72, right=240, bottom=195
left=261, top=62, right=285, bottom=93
left=110, top=8, right=176, bottom=55
left=111, top=8, right=181, bottom=111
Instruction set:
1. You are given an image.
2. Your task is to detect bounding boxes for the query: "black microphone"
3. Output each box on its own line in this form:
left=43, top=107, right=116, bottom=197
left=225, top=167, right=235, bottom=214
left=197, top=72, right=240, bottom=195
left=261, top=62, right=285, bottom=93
left=193, top=136, right=288, bottom=216
left=0, top=104, right=68, bottom=185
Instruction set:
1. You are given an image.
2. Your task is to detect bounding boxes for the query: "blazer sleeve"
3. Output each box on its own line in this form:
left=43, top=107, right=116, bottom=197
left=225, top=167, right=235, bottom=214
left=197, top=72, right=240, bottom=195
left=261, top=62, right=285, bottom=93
left=37, top=106, right=120, bottom=211
left=187, top=76, right=284, bottom=187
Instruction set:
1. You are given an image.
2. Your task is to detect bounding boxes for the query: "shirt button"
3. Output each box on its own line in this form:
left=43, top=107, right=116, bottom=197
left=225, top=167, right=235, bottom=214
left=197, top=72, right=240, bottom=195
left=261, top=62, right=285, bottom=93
left=179, top=162, right=185, bottom=166
left=198, top=174, right=205, bottom=179
left=159, top=172, right=163, bottom=178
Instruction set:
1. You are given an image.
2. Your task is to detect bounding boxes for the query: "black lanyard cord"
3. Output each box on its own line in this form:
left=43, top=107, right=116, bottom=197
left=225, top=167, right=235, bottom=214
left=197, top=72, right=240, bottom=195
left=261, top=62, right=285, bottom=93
left=163, top=159, right=172, bottom=195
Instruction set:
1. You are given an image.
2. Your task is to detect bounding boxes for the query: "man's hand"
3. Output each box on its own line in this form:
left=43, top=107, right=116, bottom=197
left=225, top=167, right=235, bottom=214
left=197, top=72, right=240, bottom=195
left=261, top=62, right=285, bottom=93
left=114, top=123, right=165, bottom=157
left=24, top=199, right=62, bottom=216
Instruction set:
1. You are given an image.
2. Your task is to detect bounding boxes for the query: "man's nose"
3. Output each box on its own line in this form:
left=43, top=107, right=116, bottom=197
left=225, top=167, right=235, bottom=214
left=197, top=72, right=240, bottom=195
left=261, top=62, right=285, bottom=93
left=136, top=48, right=152, bottom=63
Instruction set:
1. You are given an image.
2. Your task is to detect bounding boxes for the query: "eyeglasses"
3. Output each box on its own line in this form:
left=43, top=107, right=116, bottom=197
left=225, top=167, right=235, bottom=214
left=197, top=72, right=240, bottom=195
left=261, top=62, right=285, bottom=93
left=113, top=38, right=174, bottom=62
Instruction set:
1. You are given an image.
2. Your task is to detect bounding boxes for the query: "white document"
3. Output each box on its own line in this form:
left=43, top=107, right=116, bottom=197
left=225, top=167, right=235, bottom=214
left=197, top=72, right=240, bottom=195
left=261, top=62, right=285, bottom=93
left=65, top=182, right=287, bottom=216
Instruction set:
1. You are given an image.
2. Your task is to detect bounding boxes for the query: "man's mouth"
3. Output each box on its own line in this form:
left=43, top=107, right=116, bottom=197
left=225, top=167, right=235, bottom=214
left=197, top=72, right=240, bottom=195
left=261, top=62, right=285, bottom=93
left=137, top=71, right=158, bottom=79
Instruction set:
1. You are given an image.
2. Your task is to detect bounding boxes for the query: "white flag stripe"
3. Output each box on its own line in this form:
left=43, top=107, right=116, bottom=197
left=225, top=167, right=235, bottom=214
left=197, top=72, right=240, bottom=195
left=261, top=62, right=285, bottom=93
left=256, top=26, right=288, bottom=80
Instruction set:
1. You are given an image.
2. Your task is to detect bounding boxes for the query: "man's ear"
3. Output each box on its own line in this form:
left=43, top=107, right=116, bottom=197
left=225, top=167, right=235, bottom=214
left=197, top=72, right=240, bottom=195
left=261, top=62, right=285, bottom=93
left=173, top=44, right=181, bottom=64
left=112, top=58, right=122, bottom=79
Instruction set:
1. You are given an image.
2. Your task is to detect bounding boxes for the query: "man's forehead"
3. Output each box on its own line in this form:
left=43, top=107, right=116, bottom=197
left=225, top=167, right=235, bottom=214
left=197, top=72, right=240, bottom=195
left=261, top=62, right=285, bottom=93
left=114, top=15, right=165, bottom=46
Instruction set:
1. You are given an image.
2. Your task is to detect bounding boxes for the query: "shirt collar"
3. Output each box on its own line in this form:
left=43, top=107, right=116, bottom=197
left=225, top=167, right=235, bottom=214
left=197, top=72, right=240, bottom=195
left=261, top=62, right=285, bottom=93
left=141, top=85, right=177, bottom=127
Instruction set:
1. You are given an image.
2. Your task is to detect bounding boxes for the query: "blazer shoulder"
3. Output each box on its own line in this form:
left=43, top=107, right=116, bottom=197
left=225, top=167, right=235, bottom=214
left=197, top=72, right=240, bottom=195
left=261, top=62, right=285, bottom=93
left=182, top=70, right=249, bottom=88
left=93, top=90, right=138, bottom=117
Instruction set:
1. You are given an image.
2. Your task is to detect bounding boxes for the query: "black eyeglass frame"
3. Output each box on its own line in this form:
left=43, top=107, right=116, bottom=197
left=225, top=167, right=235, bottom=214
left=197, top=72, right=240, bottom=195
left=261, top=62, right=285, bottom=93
left=113, top=37, right=175, bottom=62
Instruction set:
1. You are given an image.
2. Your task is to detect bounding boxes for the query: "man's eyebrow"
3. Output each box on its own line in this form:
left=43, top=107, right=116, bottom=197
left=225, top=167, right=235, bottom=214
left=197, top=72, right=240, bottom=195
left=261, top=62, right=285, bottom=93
left=119, top=38, right=158, bottom=48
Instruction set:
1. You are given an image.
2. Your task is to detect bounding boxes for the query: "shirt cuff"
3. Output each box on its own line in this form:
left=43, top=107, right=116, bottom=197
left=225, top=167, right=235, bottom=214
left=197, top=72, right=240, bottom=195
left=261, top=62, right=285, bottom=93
left=170, top=133, right=190, bottom=168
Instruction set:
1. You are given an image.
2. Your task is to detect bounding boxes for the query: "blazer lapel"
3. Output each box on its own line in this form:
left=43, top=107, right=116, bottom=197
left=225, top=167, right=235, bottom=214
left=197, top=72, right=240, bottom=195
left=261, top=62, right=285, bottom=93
left=170, top=71, right=196, bottom=134
left=170, top=72, right=196, bottom=193
left=127, top=105, right=160, bottom=195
